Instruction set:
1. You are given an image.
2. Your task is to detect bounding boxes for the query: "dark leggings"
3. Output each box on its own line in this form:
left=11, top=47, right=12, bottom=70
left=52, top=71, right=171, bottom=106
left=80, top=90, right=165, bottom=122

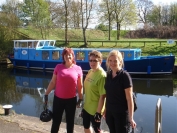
left=106, top=110, right=130, bottom=133
left=82, top=109, right=102, bottom=133
left=51, top=95, right=77, bottom=133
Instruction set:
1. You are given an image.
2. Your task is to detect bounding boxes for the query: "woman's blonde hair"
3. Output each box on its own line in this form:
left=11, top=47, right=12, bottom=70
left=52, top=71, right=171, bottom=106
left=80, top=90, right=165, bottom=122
left=106, top=50, right=124, bottom=71
left=89, top=50, right=103, bottom=62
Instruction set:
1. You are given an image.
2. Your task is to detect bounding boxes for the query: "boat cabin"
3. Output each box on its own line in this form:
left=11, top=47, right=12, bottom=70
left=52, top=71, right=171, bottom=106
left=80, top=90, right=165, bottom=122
left=13, top=40, right=141, bottom=62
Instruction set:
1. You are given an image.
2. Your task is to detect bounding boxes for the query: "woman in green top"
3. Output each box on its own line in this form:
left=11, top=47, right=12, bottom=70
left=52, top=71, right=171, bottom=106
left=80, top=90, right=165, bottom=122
left=82, top=50, right=106, bottom=133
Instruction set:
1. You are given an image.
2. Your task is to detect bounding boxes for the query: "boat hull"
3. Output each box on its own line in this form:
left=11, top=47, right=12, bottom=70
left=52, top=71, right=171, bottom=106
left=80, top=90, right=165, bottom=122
left=9, top=55, right=175, bottom=75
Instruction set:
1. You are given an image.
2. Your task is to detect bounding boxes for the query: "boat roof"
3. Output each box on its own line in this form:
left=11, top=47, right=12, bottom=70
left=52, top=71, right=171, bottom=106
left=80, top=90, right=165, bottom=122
left=13, top=40, right=56, bottom=42
left=13, top=40, right=141, bottom=51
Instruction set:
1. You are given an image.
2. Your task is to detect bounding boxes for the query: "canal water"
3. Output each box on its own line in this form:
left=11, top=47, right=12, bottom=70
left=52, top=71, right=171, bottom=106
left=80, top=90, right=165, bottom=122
left=0, top=67, right=177, bottom=133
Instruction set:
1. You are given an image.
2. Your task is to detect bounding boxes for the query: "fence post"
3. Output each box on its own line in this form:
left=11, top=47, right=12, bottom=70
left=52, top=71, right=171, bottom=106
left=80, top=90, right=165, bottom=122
left=155, top=98, right=162, bottom=133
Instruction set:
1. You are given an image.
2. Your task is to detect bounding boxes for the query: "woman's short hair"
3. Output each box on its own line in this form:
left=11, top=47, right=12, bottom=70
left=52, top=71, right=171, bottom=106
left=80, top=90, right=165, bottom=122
left=62, top=47, right=76, bottom=64
left=106, top=50, right=124, bottom=71
left=89, top=50, right=103, bottom=61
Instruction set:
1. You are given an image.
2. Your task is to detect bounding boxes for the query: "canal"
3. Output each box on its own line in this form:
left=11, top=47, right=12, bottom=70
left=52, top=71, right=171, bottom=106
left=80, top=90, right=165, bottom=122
left=0, top=67, right=177, bottom=133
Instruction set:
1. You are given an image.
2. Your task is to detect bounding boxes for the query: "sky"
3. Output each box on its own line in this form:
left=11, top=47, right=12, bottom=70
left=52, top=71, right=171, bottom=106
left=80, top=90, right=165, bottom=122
left=0, top=0, right=177, bottom=6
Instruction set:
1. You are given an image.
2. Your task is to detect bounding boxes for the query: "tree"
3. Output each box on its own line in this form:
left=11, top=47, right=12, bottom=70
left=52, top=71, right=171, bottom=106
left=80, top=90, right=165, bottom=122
left=0, top=12, right=21, bottom=58
left=69, top=1, right=82, bottom=29
left=0, top=0, right=21, bottom=57
left=112, top=0, right=137, bottom=40
left=62, top=0, right=71, bottom=45
left=81, top=0, right=94, bottom=47
left=22, top=0, right=52, bottom=39
left=47, top=1, right=65, bottom=28
left=169, top=3, right=177, bottom=26
left=0, top=0, right=22, bottom=15
left=99, top=0, right=114, bottom=40
left=135, top=0, right=154, bottom=28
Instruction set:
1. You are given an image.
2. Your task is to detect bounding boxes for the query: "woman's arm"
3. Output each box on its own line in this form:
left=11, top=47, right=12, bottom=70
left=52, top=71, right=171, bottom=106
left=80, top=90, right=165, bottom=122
left=77, top=76, right=83, bottom=100
left=125, top=87, right=136, bottom=128
left=102, top=99, right=106, bottom=119
left=96, top=94, right=106, bottom=113
left=45, top=74, right=57, bottom=95
left=76, top=76, right=83, bottom=108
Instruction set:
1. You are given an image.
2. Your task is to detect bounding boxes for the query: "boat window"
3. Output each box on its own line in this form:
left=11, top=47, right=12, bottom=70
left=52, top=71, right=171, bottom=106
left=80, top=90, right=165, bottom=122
left=15, top=42, right=20, bottom=47
left=52, top=51, right=59, bottom=60
left=135, top=51, right=140, bottom=58
left=101, top=52, right=109, bottom=60
left=50, top=41, right=55, bottom=46
left=44, top=41, right=49, bottom=46
left=42, top=51, right=49, bottom=60
left=34, top=42, right=38, bottom=48
left=20, top=42, right=28, bottom=48
left=76, top=52, right=85, bottom=61
left=39, top=41, right=44, bottom=47
left=28, top=42, right=32, bottom=48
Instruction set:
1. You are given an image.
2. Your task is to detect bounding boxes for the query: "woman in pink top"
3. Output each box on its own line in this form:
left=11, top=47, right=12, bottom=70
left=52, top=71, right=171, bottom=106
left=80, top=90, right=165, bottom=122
left=45, top=48, right=83, bottom=133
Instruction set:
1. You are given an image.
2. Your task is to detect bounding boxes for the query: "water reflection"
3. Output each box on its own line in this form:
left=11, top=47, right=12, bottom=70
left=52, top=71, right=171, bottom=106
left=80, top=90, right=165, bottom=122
left=0, top=68, right=23, bottom=105
left=0, top=68, right=177, bottom=133
left=133, top=78, right=174, bottom=96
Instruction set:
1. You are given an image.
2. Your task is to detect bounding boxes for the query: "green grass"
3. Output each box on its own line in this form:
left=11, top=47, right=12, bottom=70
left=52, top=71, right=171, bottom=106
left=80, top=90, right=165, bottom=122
left=18, top=27, right=106, bottom=40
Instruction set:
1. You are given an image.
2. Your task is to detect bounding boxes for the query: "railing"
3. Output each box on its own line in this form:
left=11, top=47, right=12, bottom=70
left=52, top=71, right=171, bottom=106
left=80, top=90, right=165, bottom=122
left=56, top=40, right=177, bottom=47
left=155, top=98, right=162, bottom=133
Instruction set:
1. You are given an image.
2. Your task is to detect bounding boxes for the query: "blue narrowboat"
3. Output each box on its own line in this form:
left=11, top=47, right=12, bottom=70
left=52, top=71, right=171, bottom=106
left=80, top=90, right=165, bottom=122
left=8, top=40, right=175, bottom=75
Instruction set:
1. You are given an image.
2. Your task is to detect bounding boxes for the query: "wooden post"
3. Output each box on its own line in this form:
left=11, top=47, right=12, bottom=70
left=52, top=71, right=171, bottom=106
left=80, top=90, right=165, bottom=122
left=155, top=98, right=162, bottom=133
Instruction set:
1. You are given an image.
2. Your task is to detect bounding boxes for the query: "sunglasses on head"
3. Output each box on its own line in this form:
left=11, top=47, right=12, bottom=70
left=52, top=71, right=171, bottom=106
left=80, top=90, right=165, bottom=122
left=89, top=59, right=99, bottom=63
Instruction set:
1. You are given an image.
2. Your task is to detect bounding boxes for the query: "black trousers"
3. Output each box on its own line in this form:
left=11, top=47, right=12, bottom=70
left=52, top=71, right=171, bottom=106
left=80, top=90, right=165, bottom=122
left=51, top=95, right=77, bottom=133
left=106, top=110, right=130, bottom=133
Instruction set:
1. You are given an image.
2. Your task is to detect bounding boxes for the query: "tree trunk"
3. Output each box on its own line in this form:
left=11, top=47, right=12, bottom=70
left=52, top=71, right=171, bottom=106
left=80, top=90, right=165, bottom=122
left=65, top=23, right=68, bottom=45
left=64, top=0, right=68, bottom=45
left=108, top=15, right=111, bottom=40
left=83, top=28, right=88, bottom=47
left=117, top=22, right=120, bottom=40
left=40, top=27, right=44, bottom=39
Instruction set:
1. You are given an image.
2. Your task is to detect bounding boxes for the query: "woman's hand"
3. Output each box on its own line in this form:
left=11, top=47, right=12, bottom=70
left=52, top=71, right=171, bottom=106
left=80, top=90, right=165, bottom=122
left=76, top=99, right=83, bottom=108
left=130, top=119, right=136, bottom=129
left=44, top=95, right=48, bottom=104
left=94, top=112, right=101, bottom=122
left=102, top=109, right=106, bottom=119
